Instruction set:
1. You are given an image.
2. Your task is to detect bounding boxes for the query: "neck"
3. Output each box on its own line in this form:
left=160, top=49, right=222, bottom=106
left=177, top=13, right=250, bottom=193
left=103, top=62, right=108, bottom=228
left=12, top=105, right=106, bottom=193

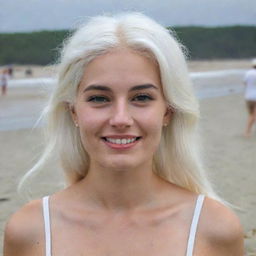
left=78, top=162, right=165, bottom=210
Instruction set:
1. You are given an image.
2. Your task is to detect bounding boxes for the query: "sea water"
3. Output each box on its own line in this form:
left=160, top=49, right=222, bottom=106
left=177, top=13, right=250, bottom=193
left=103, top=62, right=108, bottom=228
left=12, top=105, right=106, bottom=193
left=1, top=69, right=247, bottom=131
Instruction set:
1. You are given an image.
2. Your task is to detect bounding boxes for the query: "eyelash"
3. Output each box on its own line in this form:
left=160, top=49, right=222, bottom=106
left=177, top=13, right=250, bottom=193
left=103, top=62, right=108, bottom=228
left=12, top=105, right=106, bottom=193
left=132, top=94, right=154, bottom=102
left=87, top=95, right=110, bottom=103
left=86, top=94, right=154, bottom=104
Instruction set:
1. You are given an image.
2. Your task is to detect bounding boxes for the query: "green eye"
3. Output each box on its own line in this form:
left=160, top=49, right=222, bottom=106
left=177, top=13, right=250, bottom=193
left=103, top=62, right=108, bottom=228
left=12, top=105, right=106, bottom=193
left=87, top=96, right=110, bottom=103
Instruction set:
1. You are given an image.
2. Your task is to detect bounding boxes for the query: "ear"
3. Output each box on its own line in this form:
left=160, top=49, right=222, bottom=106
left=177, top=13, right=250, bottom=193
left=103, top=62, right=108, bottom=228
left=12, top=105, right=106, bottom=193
left=68, top=103, right=79, bottom=127
left=163, top=106, right=173, bottom=127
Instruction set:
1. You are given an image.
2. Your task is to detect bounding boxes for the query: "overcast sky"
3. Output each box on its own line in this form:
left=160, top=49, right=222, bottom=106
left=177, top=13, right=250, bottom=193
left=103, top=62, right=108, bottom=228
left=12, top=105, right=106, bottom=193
left=0, top=0, right=255, bottom=32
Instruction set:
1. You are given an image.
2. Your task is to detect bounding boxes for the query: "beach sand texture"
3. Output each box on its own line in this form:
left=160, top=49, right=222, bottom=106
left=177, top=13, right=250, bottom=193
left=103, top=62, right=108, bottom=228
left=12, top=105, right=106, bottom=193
left=0, top=61, right=256, bottom=255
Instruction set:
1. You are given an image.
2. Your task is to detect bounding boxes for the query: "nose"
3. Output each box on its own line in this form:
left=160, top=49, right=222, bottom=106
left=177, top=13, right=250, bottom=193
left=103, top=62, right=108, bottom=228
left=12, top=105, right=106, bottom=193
left=109, top=101, right=134, bottom=128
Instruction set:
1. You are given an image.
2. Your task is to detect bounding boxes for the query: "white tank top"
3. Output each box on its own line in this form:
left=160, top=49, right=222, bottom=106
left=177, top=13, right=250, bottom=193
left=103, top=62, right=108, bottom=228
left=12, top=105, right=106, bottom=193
left=42, top=194, right=205, bottom=256
left=244, top=69, right=256, bottom=100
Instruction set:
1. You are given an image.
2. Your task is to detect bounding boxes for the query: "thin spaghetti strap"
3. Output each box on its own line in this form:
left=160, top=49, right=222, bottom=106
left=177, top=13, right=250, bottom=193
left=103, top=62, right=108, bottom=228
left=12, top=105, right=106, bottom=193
left=186, top=194, right=205, bottom=256
left=42, top=196, right=52, bottom=256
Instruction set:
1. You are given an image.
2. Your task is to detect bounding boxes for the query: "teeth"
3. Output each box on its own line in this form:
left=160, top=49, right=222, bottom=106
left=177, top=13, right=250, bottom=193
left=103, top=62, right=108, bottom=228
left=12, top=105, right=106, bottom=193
left=105, top=137, right=137, bottom=144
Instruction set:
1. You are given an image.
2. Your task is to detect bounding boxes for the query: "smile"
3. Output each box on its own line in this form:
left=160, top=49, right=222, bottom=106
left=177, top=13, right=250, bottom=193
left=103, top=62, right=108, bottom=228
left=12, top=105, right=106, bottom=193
left=101, top=136, right=142, bottom=148
left=104, top=137, right=140, bottom=144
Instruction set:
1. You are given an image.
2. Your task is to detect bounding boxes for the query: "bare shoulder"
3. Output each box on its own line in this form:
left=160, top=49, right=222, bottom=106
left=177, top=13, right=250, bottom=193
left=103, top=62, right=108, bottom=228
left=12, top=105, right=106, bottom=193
left=4, top=199, right=44, bottom=256
left=197, top=197, right=244, bottom=255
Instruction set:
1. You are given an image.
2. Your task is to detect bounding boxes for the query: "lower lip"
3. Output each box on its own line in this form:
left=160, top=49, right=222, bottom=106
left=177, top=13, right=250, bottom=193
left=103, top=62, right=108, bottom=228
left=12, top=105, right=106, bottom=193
left=103, top=139, right=140, bottom=150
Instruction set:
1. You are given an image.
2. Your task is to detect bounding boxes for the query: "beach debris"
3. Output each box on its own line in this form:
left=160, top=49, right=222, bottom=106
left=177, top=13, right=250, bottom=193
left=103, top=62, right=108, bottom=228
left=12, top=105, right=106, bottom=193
left=25, top=68, right=33, bottom=77
left=244, top=229, right=256, bottom=239
left=0, top=197, right=10, bottom=202
left=244, top=229, right=256, bottom=256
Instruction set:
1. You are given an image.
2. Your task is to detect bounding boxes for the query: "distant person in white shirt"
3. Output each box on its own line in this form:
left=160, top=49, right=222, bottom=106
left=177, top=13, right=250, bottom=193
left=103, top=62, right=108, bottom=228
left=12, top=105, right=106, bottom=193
left=0, top=68, right=9, bottom=96
left=243, top=59, right=256, bottom=137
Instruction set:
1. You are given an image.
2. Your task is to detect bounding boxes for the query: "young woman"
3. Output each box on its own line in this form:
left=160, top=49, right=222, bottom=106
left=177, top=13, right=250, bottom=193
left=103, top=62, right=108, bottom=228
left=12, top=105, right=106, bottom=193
left=4, top=13, right=244, bottom=256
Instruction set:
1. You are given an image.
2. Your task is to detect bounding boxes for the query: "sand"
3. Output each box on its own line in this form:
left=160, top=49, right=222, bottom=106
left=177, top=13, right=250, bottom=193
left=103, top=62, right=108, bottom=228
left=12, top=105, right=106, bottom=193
left=1, top=60, right=256, bottom=255
left=1, top=59, right=252, bottom=79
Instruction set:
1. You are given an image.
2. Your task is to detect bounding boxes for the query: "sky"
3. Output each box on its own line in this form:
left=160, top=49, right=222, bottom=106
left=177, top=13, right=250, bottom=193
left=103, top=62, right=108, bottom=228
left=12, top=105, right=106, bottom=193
left=0, top=0, right=255, bottom=32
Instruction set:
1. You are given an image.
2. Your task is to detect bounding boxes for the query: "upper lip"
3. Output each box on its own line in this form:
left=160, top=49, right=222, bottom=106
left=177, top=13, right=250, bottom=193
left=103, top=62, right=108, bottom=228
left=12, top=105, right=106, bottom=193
left=101, top=135, right=141, bottom=139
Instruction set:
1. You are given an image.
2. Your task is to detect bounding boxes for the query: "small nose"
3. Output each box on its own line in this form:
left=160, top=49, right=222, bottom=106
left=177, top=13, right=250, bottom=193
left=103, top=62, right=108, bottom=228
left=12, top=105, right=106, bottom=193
left=109, top=101, right=134, bottom=128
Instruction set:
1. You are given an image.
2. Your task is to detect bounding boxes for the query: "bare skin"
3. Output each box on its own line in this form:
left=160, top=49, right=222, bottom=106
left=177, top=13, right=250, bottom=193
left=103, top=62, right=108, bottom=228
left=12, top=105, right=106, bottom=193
left=4, top=48, right=244, bottom=255
left=244, top=105, right=256, bottom=137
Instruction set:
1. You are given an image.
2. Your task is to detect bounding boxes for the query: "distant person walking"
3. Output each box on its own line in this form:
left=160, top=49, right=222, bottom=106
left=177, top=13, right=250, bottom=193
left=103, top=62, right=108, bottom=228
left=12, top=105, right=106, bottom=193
left=0, top=69, right=9, bottom=96
left=243, top=59, right=256, bottom=137
left=7, top=65, right=13, bottom=78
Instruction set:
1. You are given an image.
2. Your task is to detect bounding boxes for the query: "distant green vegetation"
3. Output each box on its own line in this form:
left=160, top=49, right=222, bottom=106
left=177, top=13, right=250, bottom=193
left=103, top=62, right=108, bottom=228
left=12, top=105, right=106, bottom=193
left=0, top=26, right=255, bottom=65
left=172, top=26, right=256, bottom=59
left=0, top=30, right=70, bottom=65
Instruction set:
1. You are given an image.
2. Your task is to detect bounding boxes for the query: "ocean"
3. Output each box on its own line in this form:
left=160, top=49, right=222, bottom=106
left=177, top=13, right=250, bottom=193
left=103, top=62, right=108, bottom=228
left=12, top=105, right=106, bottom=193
left=1, top=69, right=246, bottom=131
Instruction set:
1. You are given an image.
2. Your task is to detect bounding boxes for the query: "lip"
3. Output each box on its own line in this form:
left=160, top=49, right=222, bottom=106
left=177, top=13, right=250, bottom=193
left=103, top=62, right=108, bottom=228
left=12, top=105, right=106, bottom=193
left=102, top=135, right=140, bottom=139
left=101, top=135, right=142, bottom=150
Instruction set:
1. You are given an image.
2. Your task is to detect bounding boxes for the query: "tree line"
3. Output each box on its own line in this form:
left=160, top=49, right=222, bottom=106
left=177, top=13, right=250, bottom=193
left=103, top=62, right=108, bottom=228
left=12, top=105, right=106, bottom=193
left=0, top=26, right=255, bottom=65
left=173, top=26, right=256, bottom=59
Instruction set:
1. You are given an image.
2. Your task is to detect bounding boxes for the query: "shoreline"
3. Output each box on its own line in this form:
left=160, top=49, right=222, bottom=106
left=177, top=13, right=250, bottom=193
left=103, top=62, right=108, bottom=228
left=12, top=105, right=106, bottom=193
left=0, top=67, right=246, bottom=131
left=1, top=59, right=252, bottom=79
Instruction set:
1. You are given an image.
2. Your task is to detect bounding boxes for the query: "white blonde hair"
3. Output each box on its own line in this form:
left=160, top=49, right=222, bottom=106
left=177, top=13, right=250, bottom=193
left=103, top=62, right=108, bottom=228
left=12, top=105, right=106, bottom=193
left=20, top=12, right=219, bottom=200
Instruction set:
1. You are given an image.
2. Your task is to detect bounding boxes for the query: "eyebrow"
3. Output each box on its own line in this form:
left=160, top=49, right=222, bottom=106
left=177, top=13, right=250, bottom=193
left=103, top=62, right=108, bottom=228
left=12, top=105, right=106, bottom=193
left=83, top=84, right=158, bottom=93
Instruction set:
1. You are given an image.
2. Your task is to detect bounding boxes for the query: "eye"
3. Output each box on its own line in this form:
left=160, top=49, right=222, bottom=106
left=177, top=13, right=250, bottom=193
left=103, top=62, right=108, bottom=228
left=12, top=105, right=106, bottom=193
left=132, top=94, right=154, bottom=102
left=87, top=95, right=110, bottom=103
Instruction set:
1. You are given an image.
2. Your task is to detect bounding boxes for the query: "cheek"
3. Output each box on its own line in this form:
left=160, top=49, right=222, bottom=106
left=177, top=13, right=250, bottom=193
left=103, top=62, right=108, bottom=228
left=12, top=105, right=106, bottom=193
left=150, top=124, right=164, bottom=144
left=76, top=109, right=107, bottom=149
left=77, top=108, right=106, bottom=131
left=141, top=110, right=165, bottom=140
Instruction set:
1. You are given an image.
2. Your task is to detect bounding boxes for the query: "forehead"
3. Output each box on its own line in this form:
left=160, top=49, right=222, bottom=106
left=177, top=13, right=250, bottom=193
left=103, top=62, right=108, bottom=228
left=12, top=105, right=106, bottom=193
left=79, top=48, right=162, bottom=91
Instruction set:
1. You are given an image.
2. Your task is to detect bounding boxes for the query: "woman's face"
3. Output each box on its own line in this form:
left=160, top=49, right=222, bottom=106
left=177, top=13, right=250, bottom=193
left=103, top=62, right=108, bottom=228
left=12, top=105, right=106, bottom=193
left=71, top=48, right=171, bottom=171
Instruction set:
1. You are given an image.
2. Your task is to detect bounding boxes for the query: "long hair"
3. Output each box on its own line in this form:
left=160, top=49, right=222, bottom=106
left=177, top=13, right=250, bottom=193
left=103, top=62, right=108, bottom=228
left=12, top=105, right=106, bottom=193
left=19, top=13, right=218, bottom=200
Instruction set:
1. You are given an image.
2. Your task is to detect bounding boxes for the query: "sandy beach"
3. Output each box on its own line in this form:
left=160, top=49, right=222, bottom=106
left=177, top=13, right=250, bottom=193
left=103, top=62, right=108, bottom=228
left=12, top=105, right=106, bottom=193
left=1, top=60, right=256, bottom=255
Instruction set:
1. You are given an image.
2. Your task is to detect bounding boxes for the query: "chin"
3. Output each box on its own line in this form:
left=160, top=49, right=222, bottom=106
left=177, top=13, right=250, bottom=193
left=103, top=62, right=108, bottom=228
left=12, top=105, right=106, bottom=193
left=107, top=161, right=136, bottom=171
left=103, top=156, right=143, bottom=171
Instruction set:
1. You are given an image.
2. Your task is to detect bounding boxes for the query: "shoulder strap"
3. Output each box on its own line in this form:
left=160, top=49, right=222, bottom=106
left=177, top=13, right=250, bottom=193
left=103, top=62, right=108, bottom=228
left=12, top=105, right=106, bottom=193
left=42, top=196, right=52, bottom=256
left=186, top=194, right=205, bottom=256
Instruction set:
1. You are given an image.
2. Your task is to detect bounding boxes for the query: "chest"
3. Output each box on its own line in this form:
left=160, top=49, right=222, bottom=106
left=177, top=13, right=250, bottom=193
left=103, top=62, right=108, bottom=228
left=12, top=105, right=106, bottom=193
left=50, top=215, right=191, bottom=256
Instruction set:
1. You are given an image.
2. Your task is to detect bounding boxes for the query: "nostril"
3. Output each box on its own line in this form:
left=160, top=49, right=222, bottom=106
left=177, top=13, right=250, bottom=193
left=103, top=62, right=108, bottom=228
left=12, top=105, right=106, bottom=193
left=109, top=117, right=133, bottom=127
